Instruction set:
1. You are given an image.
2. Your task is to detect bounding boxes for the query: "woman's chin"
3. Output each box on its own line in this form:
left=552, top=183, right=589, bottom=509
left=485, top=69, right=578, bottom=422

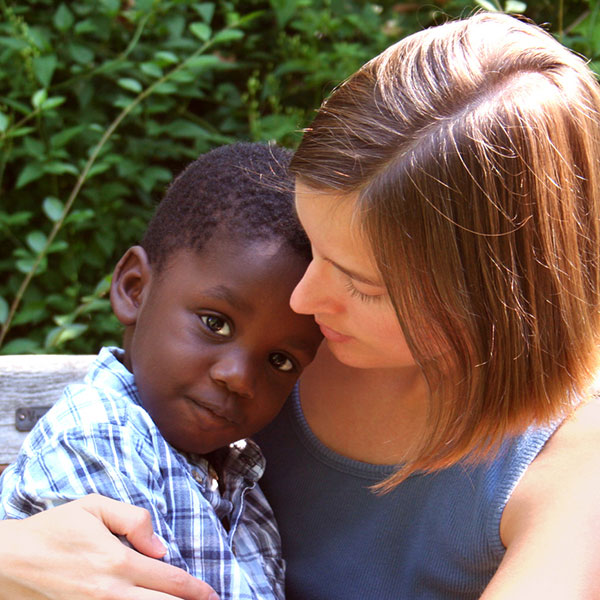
left=325, top=338, right=417, bottom=371
left=325, top=339, right=375, bottom=369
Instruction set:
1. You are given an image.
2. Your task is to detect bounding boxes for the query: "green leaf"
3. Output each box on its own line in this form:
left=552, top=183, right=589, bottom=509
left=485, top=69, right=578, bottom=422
left=32, top=89, right=48, bottom=109
left=212, top=29, right=245, bottom=44
left=94, top=274, right=112, bottom=296
left=45, top=323, right=88, bottom=348
left=184, top=55, right=223, bottom=71
left=0, top=211, right=33, bottom=226
left=0, top=111, right=8, bottom=132
left=270, top=0, right=297, bottom=27
left=0, top=36, right=28, bottom=50
left=153, top=81, right=178, bottom=94
left=135, top=0, right=154, bottom=10
left=43, top=161, right=79, bottom=176
left=2, top=97, right=32, bottom=115
left=23, top=137, right=45, bottom=159
left=194, top=3, right=215, bottom=23
left=166, top=119, right=210, bottom=139
left=54, top=3, right=75, bottom=31
left=65, top=209, right=95, bottom=226
left=99, top=0, right=120, bottom=16
left=504, top=0, right=526, bottom=12
left=43, top=197, right=65, bottom=222
left=68, top=43, right=95, bottom=64
left=95, top=58, right=128, bottom=75
left=0, top=296, right=8, bottom=325
left=41, top=96, right=66, bottom=110
left=154, top=51, right=179, bottom=65
left=87, top=162, right=112, bottom=178
left=475, top=0, right=500, bottom=11
left=168, top=70, right=196, bottom=84
left=16, top=163, right=45, bottom=188
left=47, top=240, right=68, bottom=253
left=12, top=301, right=47, bottom=326
left=51, top=125, right=85, bottom=148
left=137, top=165, right=172, bottom=192
left=33, top=54, right=58, bottom=88
left=80, top=298, right=111, bottom=314
left=53, top=314, right=74, bottom=327
left=5, top=126, right=36, bottom=139
left=190, top=22, right=212, bottom=42
left=15, top=256, right=47, bottom=275
left=118, top=77, right=143, bottom=93
left=74, top=19, right=98, bottom=35
left=26, top=230, right=48, bottom=254
left=0, top=338, right=41, bottom=354
left=140, top=62, right=163, bottom=78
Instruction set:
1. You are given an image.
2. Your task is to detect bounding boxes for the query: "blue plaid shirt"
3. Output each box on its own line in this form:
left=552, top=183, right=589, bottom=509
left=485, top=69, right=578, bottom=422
left=0, top=347, right=284, bottom=600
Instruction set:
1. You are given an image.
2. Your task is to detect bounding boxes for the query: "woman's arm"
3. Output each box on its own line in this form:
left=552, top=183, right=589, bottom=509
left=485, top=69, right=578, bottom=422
left=482, top=399, right=600, bottom=599
left=0, top=494, right=218, bottom=600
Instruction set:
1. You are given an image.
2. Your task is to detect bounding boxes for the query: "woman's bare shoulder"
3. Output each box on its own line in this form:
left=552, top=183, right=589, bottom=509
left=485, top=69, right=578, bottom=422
left=486, top=397, right=600, bottom=599
left=505, top=395, right=600, bottom=528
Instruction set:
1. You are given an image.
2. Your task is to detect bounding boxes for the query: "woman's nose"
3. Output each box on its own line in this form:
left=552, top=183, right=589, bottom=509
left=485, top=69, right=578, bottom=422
left=209, top=353, right=256, bottom=399
left=290, top=259, right=339, bottom=315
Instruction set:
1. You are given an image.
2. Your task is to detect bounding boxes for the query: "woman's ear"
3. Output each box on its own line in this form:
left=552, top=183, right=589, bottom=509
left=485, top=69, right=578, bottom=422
left=110, top=246, right=152, bottom=326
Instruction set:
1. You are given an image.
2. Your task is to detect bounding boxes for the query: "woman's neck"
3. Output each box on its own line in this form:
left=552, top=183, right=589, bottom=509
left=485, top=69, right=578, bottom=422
left=298, top=344, right=429, bottom=464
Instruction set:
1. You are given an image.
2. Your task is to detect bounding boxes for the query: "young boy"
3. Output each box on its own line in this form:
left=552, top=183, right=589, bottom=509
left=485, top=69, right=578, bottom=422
left=0, top=143, right=322, bottom=600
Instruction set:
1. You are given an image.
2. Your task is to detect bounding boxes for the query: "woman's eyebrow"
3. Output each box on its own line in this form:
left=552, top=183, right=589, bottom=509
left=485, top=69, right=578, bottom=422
left=325, top=258, right=383, bottom=287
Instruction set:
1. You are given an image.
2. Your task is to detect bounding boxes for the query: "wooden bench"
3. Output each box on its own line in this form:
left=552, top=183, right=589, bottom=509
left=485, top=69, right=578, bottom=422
left=0, top=354, right=96, bottom=472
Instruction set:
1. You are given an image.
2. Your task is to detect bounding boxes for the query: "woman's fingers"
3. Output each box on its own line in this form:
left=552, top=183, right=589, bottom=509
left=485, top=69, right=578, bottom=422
left=127, top=551, right=219, bottom=600
left=0, top=496, right=219, bottom=600
left=77, top=494, right=219, bottom=598
left=77, top=493, right=168, bottom=558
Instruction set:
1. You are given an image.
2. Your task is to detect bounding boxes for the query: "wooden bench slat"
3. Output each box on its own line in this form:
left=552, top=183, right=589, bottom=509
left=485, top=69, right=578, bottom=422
left=0, top=355, right=95, bottom=468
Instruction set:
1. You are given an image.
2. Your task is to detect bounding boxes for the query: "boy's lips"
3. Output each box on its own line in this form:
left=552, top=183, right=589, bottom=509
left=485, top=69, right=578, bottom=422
left=187, top=396, right=242, bottom=425
left=316, top=320, right=353, bottom=343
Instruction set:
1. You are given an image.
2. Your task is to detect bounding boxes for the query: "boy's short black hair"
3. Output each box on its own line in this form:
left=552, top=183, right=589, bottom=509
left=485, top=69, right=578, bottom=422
left=141, top=142, right=309, bottom=270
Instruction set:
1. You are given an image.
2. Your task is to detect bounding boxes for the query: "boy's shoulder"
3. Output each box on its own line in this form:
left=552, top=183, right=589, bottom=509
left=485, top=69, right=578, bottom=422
left=21, top=347, right=155, bottom=453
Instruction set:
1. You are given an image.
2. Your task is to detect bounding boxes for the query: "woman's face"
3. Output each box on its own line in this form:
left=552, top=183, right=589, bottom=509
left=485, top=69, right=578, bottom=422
left=291, top=181, right=415, bottom=370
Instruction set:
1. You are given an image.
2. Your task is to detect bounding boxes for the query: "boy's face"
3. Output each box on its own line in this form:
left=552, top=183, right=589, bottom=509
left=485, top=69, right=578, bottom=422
left=113, top=234, right=322, bottom=455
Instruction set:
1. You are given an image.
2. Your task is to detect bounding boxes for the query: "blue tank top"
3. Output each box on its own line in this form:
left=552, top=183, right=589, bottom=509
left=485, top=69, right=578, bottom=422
left=254, top=387, right=560, bottom=600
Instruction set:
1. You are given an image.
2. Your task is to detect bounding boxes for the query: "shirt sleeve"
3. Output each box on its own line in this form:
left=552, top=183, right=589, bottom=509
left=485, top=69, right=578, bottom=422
left=0, top=420, right=190, bottom=573
left=0, top=419, right=283, bottom=600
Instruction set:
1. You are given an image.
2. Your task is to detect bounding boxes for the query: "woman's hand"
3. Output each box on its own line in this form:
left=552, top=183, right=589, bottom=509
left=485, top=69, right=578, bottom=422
left=0, top=494, right=219, bottom=600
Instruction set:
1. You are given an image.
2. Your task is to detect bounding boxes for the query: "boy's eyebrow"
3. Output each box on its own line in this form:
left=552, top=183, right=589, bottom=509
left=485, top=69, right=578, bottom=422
left=203, top=285, right=253, bottom=313
left=325, top=258, right=384, bottom=287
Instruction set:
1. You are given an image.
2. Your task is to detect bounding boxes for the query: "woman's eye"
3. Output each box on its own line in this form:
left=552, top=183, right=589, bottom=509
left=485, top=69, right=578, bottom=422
left=344, top=280, right=385, bottom=304
left=200, top=315, right=232, bottom=337
left=269, top=352, right=294, bottom=372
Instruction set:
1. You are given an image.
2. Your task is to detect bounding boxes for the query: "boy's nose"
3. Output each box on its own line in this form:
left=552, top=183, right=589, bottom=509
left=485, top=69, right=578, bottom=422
left=209, top=352, right=256, bottom=399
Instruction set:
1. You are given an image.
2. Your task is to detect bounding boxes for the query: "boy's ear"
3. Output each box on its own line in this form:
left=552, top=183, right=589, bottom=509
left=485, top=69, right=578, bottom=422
left=110, top=246, right=152, bottom=326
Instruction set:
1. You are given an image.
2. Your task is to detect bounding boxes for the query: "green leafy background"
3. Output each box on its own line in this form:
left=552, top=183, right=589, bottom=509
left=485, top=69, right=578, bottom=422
left=1, top=0, right=598, bottom=354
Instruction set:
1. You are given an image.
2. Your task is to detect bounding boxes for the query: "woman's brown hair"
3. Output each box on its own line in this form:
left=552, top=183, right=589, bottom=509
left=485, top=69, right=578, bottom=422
left=290, top=12, right=600, bottom=490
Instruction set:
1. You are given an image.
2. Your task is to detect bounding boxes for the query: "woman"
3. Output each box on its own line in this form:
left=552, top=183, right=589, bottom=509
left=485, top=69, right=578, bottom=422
left=2, top=12, right=600, bottom=599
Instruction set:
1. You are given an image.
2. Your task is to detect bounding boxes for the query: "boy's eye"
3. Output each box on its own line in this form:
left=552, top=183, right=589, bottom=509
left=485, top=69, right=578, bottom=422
left=269, top=352, right=294, bottom=372
left=200, top=315, right=232, bottom=337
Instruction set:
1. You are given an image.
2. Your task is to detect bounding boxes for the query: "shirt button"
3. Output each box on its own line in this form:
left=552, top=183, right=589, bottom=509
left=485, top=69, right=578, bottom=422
left=192, top=469, right=204, bottom=484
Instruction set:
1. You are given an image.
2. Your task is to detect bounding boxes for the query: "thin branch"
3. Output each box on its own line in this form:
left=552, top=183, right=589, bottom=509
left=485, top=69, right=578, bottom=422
left=0, top=31, right=225, bottom=348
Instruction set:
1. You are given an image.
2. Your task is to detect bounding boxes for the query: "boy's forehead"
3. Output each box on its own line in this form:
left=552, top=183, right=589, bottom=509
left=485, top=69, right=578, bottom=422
left=158, top=235, right=307, bottom=289
left=190, top=231, right=301, bottom=264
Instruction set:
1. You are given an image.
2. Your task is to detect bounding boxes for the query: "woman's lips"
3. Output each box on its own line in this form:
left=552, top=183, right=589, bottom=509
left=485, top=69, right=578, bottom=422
left=316, top=321, right=353, bottom=343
